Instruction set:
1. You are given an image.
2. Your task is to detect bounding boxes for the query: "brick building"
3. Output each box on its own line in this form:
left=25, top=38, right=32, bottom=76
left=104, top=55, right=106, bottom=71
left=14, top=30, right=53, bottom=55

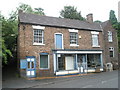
left=18, top=11, right=118, bottom=78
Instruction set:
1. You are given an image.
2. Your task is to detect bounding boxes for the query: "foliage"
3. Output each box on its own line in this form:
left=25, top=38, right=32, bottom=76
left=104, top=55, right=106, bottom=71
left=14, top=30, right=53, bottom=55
left=1, top=3, right=45, bottom=65
left=60, top=6, right=85, bottom=21
left=2, top=39, right=12, bottom=64
left=17, top=3, right=45, bottom=16
left=94, top=20, right=102, bottom=24
left=0, top=13, right=13, bottom=64
left=109, top=10, right=120, bottom=52
left=109, top=10, right=117, bottom=25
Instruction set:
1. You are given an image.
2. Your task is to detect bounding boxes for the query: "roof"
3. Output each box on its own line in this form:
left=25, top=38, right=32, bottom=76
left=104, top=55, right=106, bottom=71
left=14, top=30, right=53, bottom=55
left=19, top=12, right=102, bottom=31
left=101, top=20, right=109, bottom=28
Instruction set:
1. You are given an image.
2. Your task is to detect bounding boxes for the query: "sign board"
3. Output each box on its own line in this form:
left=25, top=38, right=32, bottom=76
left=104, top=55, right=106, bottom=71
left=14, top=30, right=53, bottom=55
left=20, top=59, right=27, bottom=69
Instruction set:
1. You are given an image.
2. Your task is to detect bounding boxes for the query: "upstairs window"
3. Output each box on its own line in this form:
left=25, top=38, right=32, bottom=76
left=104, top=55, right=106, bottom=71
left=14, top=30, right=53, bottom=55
left=91, top=31, right=100, bottom=47
left=32, top=25, right=45, bottom=45
left=33, top=29, right=44, bottom=44
left=70, top=32, right=78, bottom=45
left=92, top=34, right=99, bottom=46
left=108, top=31, right=113, bottom=42
left=109, top=47, right=114, bottom=57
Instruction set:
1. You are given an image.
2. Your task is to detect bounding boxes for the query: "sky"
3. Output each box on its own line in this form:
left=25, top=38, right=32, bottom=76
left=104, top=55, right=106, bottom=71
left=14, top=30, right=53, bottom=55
left=0, top=0, right=119, bottom=22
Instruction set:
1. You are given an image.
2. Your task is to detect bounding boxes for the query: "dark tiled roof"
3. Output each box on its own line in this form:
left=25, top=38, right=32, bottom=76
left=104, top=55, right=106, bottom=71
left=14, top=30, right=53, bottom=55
left=19, top=12, right=102, bottom=31
left=101, top=20, right=109, bottom=28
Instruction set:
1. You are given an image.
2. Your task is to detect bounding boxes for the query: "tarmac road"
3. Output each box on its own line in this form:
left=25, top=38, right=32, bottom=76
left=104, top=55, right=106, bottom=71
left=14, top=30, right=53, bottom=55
left=31, top=70, right=118, bottom=88
left=2, top=69, right=118, bottom=88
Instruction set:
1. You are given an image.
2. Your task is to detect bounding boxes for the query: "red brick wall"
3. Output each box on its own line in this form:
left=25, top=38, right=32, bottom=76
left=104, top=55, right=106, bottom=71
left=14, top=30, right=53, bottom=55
left=18, top=24, right=104, bottom=77
left=102, top=21, right=118, bottom=69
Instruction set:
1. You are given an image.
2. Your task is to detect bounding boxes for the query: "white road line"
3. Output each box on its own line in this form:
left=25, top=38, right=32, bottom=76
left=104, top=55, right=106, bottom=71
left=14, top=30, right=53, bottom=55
left=101, top=78, right=118, bottom=84
left=82, top=85, right=93, bottom=88
left=101, top=80, right=107, bottom=84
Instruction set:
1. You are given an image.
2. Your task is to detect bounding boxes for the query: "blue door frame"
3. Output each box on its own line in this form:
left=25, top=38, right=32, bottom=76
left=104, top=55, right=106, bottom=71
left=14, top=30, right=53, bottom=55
left=26, top=56, right=36, bottom=77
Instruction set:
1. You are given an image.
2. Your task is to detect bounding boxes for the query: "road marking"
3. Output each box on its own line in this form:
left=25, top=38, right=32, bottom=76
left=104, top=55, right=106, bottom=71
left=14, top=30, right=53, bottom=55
left=82, top=85, right=93, bottom=88
left=101, top=80, right=107, bottom=84
left=101, top=78, right=118, bottom=84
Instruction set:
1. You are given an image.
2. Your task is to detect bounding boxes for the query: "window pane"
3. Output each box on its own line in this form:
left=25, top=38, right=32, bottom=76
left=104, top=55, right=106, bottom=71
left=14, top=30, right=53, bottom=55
left=108, top=31, right=112, bottom=42
left=28, top=62, right=30, bottom=69
left=92, top=35, right=98, bottom=46
left=110, top=51, right=113, bottom=57
left=31, top=62, right=34, bottom=69
left=34, top=29, right=43, bottom=44
left=40, top=55, right=48, bottom=68
left=70, top=32, right=78, bottom=44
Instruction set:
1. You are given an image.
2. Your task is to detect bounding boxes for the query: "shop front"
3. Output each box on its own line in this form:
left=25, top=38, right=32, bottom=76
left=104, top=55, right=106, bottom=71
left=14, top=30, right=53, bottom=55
left=53, top=50, right=103, bottom=76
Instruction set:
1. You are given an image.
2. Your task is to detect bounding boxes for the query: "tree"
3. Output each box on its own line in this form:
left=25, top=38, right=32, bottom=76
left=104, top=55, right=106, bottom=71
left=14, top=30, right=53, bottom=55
left=94, top=20, right=102, bottom=24
left=60, top=6, right=85, bottom=21
left=109, top=10, right=120, bottom=52
left=1, top=3, right=45, bottom=65
left=0, top=13, right=13, bottom=65
left=109, top=10, right=118, bottom=29
left=34, top=8, right=45, bottom=15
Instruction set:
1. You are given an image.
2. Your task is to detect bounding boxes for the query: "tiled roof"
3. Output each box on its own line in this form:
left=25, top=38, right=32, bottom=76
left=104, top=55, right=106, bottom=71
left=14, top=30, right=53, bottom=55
left=19, top=12, right=102, bottom=31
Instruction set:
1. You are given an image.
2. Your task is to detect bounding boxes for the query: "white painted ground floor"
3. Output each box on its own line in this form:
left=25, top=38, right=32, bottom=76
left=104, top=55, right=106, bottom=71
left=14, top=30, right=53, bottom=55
left=53, top=50, right=103, bottom=76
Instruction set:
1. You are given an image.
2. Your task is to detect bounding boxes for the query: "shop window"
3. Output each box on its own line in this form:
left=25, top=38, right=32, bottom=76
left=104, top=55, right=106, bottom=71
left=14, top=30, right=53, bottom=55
left=58, top=54, right=65, bottom=70
left=87, top=54, right=101, bottom=68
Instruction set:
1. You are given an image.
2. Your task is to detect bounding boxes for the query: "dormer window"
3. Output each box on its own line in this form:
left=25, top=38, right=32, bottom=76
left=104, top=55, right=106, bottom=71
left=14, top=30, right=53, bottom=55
left=108, top=31, right=113, bottom=42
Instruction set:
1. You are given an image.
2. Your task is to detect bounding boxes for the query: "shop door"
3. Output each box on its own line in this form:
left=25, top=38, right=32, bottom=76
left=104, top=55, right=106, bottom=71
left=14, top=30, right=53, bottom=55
left=65, top=56, right=74, bottom=70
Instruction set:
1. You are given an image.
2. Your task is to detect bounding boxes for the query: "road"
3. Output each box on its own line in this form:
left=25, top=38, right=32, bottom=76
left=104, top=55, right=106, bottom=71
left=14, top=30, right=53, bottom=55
left=2, top=70, right=118, bottom=88
left=32, top=70, right=118, bottom=88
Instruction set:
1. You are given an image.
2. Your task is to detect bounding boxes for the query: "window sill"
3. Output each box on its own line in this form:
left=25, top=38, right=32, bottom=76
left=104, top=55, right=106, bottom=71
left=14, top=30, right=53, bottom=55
left=92, top=45, right=100, bottom=48
left=33, top=43, right=45, bottom=46
left=39, top=68, right=49, bottom=70
left=70, top=44, right=79, bottom=47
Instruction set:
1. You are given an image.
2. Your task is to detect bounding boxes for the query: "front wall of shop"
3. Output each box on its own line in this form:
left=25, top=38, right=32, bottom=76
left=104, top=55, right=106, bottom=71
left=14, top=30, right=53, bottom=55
left=18, top=24, right=104, bottom=77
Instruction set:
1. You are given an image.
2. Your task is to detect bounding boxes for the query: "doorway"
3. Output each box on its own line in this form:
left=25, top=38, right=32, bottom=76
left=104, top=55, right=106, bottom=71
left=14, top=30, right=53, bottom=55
left=26, top=56, right=36, bottom=77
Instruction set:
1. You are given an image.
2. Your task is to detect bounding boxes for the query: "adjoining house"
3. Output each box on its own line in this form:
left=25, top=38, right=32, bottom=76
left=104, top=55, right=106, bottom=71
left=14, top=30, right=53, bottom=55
left=17, top=10, right=118, bottom=78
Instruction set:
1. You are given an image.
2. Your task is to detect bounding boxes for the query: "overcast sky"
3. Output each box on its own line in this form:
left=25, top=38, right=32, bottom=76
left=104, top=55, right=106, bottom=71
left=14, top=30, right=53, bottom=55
left=0, top=0, right=119, bottom=22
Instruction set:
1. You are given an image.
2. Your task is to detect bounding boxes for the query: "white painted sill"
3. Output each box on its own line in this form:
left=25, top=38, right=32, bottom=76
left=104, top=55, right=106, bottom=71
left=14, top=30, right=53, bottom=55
left=39, top=68, right=49, bottom=70
left=33, top=43, right=45, bottom=46
left=70, top=44, right=79, bottom=47
left=92, top=45, right=100, bottom=48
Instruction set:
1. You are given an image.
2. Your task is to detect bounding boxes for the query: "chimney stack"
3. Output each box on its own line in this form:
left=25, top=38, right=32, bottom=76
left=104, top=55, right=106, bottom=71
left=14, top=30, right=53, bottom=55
left=86, top=13, right=93, bottom=23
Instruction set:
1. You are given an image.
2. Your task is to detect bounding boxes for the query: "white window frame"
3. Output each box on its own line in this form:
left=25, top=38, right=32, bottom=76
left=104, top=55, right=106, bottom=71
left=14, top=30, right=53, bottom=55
left=108, top=31, right=113, bottom=42
left=39, top=54, right=49, bottom=69
left=69, top=29, right=79, bottom=46
left=109, top=47, right=114, bottom=57
left=91, top=31, right=100, bottom=47
left=54, top=33, right=64, bottom=49
left=32, top=25, right=45, bottom=45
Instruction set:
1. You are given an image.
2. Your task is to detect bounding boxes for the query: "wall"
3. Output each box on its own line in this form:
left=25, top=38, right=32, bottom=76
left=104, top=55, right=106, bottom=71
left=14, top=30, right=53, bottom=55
left=102, top=21, right=118, bottom=69
left=18, top=24, right=104, bottom=77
